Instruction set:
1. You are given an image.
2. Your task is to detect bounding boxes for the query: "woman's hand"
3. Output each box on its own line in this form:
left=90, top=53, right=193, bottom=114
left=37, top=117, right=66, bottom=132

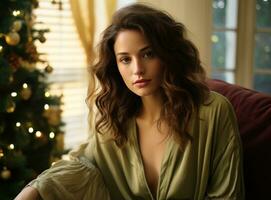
left=14, top=186, right=41, bottom=200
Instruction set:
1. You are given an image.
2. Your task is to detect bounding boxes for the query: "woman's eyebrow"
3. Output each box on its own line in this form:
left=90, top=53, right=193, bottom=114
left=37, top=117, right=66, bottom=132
left=116, top=46, right=151, bottom=56
left=139, top=46, right=151, bottom=52
left=116, top=52, right=128, bottom=56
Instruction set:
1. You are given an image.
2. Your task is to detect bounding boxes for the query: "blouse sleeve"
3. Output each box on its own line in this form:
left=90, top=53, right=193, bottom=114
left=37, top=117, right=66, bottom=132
left=27, top=138, right=110, bottom=200
left=206, top=95, right=245, bottom=200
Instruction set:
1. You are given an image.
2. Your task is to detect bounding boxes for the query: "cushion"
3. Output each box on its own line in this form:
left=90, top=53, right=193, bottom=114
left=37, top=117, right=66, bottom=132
left=207, top=79, right=271, bottom=200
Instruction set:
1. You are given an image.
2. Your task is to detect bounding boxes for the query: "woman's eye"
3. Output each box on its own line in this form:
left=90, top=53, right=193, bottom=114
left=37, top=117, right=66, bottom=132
left=143, top=50, right=154, bottom=59
left=120, top=57, right=131, bottom=64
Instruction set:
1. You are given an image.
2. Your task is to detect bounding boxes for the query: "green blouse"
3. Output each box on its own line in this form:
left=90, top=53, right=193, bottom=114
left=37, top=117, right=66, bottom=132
left=29, top=92, right=245, bottom=200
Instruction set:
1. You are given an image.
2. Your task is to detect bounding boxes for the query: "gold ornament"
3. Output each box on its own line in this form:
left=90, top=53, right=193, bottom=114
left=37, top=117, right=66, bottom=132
left=21, top=87, right=32, bottom=100
left=6, top=99, right=16, bottom=113
left=45, top=65, right=53, bottom=73
left=39, top=35, right=46, bottom=43
left=12, top=20, right=22, bottom=32
left=5, top=32, right=20, bottom=46
left=32, top=0, right=39, bottom=8
left=1, top=167, right=11, bottom=180
left=20, top=59, right=36, bottom=72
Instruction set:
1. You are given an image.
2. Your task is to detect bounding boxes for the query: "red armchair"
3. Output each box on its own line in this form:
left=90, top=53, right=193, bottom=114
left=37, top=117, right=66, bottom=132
left=207, top=79, right=271, bottom=200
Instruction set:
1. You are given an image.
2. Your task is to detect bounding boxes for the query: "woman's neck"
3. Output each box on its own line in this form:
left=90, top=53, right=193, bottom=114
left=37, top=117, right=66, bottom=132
left=138, top=93, right=163, bottom=124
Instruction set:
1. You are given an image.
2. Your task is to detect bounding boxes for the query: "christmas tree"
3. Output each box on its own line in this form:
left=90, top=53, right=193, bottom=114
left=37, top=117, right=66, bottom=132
left=0, top=0, right=64, bottom=199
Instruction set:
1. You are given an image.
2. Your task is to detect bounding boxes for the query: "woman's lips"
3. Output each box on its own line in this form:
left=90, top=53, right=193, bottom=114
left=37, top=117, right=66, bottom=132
left=133, top=79, right=151, bottom=88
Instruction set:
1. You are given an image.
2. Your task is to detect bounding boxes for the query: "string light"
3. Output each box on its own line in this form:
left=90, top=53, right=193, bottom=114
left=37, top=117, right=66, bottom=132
left=49, top=132, right=55, bottom=139
left=11, top=92, right=17, bottom=97
left=22, top=83, right=28, bottom=89
left=44, top=104, right=49, bottom=110
left=8, top=144, right=15, bottom=150
left=16, top=122, right=21, bottom=127
left=28, top=127, right=34, bottom=133
left=45, top=92, right=50, bottom=97
left=0, top=45, right=3, bottom=52
left=35, top=131, right=42, bottom=138
left=0, top=149, right=4, bottom=158
left=12, top=10, right=21, bottom=16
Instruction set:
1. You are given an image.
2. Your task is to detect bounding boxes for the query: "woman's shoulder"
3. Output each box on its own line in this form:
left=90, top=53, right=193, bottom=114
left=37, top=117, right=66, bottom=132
left=208, top=91, right=230, bottom=104
left=203, top=91, right=233, bottom=110
left=199, top=91, right=235, bottom=119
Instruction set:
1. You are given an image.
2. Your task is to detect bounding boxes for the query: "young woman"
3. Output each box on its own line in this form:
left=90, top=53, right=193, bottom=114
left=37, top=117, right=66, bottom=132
left=16, top=3, right=245, bottom=200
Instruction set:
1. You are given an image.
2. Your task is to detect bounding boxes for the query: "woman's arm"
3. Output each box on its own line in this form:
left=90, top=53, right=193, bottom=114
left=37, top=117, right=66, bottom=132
left=14, top=186, right=41, bottom=200
left=206, top=94, right=245, bottom=199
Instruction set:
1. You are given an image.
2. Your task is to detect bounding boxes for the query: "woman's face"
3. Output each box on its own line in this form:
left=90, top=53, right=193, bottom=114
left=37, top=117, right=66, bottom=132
left=114, top=29, right=164, bottom=97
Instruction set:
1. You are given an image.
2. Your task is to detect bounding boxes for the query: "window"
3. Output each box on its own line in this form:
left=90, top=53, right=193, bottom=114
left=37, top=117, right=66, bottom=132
left=211, top=0, right=271, bottom=94
left=253, top=0, right=271, bottom=93
left=211, top=0, right=238, bottom=83
left=35, top=0, right=88, bottom=149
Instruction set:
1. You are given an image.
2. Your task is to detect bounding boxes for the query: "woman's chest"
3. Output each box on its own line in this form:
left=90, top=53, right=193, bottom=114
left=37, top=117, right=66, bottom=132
left=136, top=121, right=170, bottom=198
left=94, top=118, right=212, bottom=200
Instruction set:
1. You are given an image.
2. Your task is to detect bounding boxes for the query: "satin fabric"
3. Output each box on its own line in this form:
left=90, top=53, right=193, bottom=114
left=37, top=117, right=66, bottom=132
left=29, top=92, right=245, bottom=200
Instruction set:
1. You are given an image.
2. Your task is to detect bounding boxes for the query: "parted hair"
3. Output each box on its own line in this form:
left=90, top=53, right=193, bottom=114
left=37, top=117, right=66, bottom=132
left=88, top=3, right=209, bottom=148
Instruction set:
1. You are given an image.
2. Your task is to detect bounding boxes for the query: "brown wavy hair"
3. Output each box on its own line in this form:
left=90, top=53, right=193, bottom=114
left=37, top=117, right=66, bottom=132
left=88, top=3, right=209, bottom=148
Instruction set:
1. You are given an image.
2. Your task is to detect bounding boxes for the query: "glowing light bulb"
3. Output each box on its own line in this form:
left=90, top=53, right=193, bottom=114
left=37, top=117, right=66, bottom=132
left=9, top=144, right=15, bottom=150
left=0, top=45, right=3, bottom=52
left=28, top=127, right=34, bottom=133
left=22, top=83, right=28, bottom=88
left=44, top=104, right=49, bottom=110
left=11, top=92, right=17, bottom=97
left=45, top=92, right=50, bottom=97
left=12, top=10, right=21, bottom=16
left=0, top=149, right=4, bottom=158
left=35, top=131, right=42, bottom=138
left=49, top=132, right=55, bottom=139
left=16, top=122, right=21, bottom=127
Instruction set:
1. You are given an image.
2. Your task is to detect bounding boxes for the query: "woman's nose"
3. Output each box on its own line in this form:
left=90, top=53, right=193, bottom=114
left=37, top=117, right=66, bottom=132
left=133, top=59, right=145, bottom=75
